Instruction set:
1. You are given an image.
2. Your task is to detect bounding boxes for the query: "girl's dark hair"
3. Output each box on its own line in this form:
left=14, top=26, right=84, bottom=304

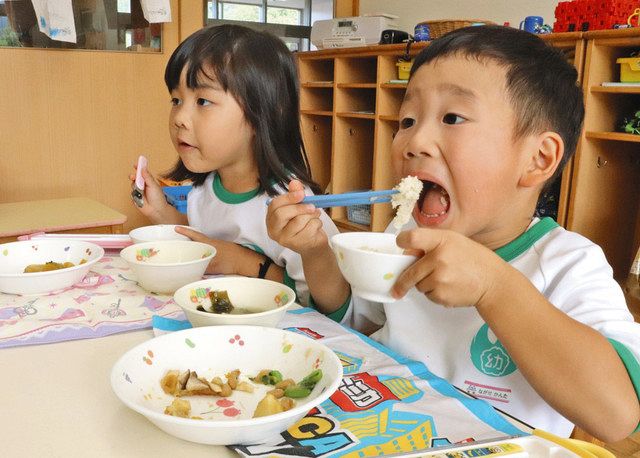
left=164, top=24, right=320, bottom=196
left=411, top=25, right=584, bottom=185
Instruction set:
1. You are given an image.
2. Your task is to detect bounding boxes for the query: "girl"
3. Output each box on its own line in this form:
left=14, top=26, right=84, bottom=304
left=129, top=24, right=345, bottom=310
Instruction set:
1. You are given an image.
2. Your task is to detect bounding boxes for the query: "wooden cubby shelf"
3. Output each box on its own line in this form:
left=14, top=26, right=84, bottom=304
left=585, top=131, right=640, bottom=142
left=590, top=86, right=640, bottom=94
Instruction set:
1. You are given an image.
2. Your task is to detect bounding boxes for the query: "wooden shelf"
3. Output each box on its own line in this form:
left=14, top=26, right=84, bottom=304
left=380, top=82, right=408, bottom=89
left=334, top=218, right=370, bottom=232
left=585, top=131, right=640, bottom=142
left=379, top=115, right=400, bottom=122
left=336, top=112, right=375, bottom=119
left=301, top=81, right=333, bottom=88
left=301, top=109, right=333, bottom=116
left=337, top=83, right=377, bottom=89
left=591, top=85, right=640, bottom=94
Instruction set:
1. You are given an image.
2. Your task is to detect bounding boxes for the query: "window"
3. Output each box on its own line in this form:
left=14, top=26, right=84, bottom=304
left=205, top=0, right=333, bottom=51
left=0, top=0, right=161, bottom=51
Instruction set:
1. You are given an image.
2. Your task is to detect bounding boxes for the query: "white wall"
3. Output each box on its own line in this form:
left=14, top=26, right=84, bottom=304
left=360, top=0, right=558, bottom=34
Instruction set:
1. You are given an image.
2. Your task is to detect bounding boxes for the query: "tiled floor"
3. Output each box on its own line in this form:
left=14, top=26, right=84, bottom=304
left=605, top=430, right=640, bottom=457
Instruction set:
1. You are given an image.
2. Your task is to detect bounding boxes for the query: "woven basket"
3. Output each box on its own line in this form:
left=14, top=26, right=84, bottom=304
left=417, top=19, right=495, bottom=39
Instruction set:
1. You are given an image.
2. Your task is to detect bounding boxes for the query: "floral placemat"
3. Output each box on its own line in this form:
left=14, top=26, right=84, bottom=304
left=0, top=255, right=184, bottom=348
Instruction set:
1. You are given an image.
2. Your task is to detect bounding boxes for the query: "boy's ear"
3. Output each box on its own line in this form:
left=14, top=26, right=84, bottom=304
left=518, top=132, right=564, bottom=188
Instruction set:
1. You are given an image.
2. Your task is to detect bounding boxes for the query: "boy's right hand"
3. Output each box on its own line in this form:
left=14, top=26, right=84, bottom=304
left=266, top=180, right=327, bottom=256
left=128, top=160, right=173, bottom=223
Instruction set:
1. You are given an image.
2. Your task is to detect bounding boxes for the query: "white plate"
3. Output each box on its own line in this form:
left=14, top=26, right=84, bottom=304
left=110, top=325, right=343, bottom=445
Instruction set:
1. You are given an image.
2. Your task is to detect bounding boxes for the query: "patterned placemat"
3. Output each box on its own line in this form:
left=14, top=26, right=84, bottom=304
left=0, top=254, right=184, bottom=348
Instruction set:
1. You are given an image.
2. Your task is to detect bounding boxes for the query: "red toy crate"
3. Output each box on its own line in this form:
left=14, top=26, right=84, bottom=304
left=554, top=0, right=638, bottom=32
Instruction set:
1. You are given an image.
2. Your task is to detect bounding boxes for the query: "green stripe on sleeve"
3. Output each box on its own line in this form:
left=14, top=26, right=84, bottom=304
left=608, top=338, right=640, bottom=433
left=283, top=269, right=297, bottom=299
left=307, top=292, right=351, bottom=323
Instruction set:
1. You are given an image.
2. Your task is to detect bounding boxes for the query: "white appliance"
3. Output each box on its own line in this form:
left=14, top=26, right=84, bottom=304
left=311, top=15, right=398, bottom=49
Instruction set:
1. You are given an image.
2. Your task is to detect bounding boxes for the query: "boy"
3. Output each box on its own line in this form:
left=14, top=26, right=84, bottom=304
left=266, top=26, right=640, bottom=441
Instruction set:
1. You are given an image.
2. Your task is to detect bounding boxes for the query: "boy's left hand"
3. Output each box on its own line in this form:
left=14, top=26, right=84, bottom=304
left=392, top=228, right=505, bottom=308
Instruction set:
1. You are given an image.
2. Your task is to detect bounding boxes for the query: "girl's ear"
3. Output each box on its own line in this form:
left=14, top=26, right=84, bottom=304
left=519, top=132, right=564, bottom=188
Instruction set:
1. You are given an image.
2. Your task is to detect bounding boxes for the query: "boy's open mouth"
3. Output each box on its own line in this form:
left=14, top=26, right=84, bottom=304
left=417, top=180, right=450, bottom=221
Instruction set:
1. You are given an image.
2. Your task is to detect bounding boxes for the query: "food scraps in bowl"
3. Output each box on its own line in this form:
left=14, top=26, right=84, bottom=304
left=23, top=259, right=87, bottom=273
left=195, top=289, right=274, bottom=315
left=159, top=367, right=323, bottom=419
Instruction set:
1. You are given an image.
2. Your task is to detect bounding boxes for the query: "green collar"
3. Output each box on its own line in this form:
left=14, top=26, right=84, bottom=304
left=495, top=217, right=559, bottom=262
left=213, top=173, right=260, bottom=204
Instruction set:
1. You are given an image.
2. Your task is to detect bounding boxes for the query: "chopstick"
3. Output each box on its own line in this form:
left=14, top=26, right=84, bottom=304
left=17, top=232, right=133, bottom=249
left=266, top=189, right=399, bottom=209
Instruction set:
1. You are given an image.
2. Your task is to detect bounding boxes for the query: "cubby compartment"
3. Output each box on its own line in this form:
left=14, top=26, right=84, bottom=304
left=335, top=88, right=376, bottom=115
left=568, top=30, right=640, bottom=283
left=300, top=87, right=333, bottom=113
left=378, top=87, right=405, bottom=120
left=300, top=114, right=333, bottom=192
left=332, top=117, right=374, bottom=230
left=335, top=57, right=377, bottom=84
left=298, top=58, right=334, bottom=84
left=371, top=119, right=400, bottom=232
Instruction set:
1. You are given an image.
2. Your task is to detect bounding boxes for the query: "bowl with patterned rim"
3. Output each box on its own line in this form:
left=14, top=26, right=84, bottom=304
left=173, top=277, right=296, bottom=328
left=0, top=240, right=104, bottom=295
left=110, top=325, right=343, bottom=445
left=120, top=240, right=215, bottom=294
left=330, top=232, right=418, bottom=303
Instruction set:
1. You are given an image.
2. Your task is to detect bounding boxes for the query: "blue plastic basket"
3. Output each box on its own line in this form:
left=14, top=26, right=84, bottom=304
left=162, top=185, right=192, bottom=214
left=347, top=203, right=371, bottom=226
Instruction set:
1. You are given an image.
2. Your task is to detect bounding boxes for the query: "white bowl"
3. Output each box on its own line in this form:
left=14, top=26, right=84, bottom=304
left=0, top=240, right=104, bottom=295
left=129, top=224, right=195, bottom=244
left=330, top=232, right=418, bottom=302
left=110, top=325, right=343, bottom=445
left=173, top=277, right=296, bottom=328
left=120, top=240, right=215, bottom=294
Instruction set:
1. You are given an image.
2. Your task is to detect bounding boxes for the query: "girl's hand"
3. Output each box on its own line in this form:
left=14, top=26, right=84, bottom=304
left=174, top=226, right=262, bottom=276
left=129, top=161, right=182, bottom=224
left=266, top=180, right=328, bottom=256
left=392, top=228, right=505, bottom=308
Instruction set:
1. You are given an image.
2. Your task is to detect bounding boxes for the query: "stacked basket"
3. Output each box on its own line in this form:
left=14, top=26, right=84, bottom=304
left=416, top=20, right=494, bottom=39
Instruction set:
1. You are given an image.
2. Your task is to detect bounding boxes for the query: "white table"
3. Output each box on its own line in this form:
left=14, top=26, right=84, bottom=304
left=0, top=329, right=237, bottom=458
left=0, top=316, right=532, bottom=458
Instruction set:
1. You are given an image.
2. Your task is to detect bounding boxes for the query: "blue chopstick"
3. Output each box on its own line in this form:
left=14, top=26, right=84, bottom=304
left=265, top=189, right=399, bottom=208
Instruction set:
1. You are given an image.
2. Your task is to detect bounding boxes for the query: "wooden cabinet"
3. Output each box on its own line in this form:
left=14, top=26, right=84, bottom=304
left=568, top=29, right=640, bottom=281
left=297, top=34, right=584, bottom=232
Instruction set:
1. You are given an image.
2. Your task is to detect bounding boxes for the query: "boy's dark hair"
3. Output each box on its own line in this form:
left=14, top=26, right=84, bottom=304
left=164, top=24, right=320, bottom=196
left=411, top=25, right=584, bottom=185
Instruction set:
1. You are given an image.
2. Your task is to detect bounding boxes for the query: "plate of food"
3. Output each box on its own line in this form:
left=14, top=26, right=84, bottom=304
left=110, top=325, right=343, bottom=445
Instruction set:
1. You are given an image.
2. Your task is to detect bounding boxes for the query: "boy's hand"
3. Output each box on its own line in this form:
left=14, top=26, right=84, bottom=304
left=174, top=226, right=259, bottom=276
left=128, top=161, right=173, bottom=222
left=392, top=228, right=504, bottom=308
left=266, top=180, right=328, bottom=256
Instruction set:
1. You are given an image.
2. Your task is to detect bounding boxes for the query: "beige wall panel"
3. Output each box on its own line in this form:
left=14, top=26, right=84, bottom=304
left=0, top=0, right=184, bottom=232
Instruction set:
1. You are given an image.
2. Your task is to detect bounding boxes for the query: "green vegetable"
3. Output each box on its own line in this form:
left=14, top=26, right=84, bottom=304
left=261, top=370, right=283, bottom=385
left=284, top=385, right=312, bottom=398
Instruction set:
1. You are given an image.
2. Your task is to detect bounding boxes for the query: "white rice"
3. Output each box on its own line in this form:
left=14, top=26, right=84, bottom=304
left=390, top=176, right=423, bottom=230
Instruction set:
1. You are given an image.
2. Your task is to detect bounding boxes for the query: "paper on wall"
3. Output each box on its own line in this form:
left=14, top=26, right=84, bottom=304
left=31, top=0, right=77, bottom=43
left=140, top=0, right=171, bottom=23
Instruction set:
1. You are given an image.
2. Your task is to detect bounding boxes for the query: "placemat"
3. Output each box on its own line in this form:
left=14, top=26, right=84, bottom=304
left=0, top=254, right=184, bottom=348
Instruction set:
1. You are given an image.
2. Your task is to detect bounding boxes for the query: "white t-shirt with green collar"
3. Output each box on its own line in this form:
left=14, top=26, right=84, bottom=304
left=342, top=217, right=640, bottom=436
left=186, top=172, right=340, bottom=307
